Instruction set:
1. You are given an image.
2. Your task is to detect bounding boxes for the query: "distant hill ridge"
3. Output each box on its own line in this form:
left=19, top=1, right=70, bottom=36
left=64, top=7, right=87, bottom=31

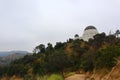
left=0, top=51, right=29, bottom=57
left=0, top=51, right=30, bottom=65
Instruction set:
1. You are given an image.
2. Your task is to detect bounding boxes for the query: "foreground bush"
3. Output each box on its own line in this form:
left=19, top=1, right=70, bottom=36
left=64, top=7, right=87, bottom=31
left=47, top=74, right=64, bottom=80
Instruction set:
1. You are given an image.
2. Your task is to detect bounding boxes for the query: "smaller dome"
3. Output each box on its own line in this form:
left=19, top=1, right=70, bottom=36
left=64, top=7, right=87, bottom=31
left=84, top=26, right=96, bottom=31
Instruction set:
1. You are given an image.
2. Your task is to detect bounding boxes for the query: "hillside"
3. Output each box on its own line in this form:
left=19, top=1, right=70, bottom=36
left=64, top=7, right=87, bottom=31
left=65, top=59, right=120, bottom=80
left=106, top=59, right=120, bottom=80
left=0, top=33, right=120, bottom=80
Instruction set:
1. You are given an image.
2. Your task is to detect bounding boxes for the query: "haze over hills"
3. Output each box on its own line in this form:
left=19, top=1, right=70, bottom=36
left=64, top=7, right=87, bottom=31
left=0, top=51, right=30, bottom=65
left=0, top=51, right=29, bottom=57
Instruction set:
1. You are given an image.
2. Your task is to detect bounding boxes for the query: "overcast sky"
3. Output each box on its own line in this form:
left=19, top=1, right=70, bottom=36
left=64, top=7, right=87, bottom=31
left=0, top=0, right=120, bottom=52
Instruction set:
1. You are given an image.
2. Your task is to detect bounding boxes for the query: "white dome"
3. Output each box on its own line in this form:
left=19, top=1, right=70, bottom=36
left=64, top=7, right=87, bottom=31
left=82, top=26, right=98, bottom=41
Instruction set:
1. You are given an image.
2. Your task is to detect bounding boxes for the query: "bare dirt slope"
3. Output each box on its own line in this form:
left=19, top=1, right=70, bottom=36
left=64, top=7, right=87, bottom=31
left=65, top=60, right=120, bottom=80
left=105, top=60, right=120, bottom=80
left=65, top=74, right=86, bottom=80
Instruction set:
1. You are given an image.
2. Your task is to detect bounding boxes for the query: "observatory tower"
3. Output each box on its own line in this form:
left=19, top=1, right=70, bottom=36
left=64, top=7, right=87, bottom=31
left=82, top=26, right=98, bottom=41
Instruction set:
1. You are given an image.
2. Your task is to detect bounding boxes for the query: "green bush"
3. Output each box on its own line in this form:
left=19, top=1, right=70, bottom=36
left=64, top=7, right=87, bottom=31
left=47, top=74, right=64, bottom=80
left=37, top=75, right=48, bottom=80
left=24, top=75, right=32, bottom=80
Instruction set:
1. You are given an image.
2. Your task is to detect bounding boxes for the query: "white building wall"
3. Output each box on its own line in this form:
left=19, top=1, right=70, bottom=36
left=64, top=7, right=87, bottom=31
left=82, top=29, right=98, bottom=41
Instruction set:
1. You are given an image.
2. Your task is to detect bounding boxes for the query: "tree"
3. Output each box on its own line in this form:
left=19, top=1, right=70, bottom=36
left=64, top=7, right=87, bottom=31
left=54, top=42, right=65, bottom=50
left=7, top=64, right=27, bottom=77
left=92, top=33, right=106, bottom=49
left=81, top=52, right=95, bottom=72
left=46, top=50, right=69, bottom=73
left=95, top=46, right=120, bottom=69
left=115, top=29, right=120, bottom=38
left=33, top=44, right=45, bottom=54
left=71, top=39, right=88, bottom=56
left=45, top=43, right=54, bottom=55
left=74, top=34, right=80, bottom=40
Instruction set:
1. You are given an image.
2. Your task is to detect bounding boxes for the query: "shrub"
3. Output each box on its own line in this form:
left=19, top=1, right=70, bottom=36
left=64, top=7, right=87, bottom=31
left=47, top=74, right=64, bottom=80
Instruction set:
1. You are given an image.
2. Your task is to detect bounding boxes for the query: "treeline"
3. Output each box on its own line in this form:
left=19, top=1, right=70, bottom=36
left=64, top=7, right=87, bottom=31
left=0, top=33, right=120, bottom=78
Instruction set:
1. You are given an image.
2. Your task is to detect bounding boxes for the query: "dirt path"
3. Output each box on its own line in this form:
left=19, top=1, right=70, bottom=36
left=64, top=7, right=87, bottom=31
left=65, top=74, right=86, bottom=80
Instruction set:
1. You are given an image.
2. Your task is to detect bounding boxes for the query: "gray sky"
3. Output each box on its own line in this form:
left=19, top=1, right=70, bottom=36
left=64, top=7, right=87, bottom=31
left=0, top=0, right=120, bottom=52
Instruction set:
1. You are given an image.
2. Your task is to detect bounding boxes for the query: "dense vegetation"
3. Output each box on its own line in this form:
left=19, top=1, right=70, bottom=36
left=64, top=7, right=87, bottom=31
left=0, top=33, right=120, bottom=79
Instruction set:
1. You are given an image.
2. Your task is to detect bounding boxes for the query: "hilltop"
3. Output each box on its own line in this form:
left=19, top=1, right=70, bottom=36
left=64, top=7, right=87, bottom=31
left=0, top=33, right=120, bottom=80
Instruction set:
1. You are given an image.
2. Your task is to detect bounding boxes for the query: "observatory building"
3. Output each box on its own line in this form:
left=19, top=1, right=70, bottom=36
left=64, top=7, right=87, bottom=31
left=74, top=26, right=98, bottom=41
